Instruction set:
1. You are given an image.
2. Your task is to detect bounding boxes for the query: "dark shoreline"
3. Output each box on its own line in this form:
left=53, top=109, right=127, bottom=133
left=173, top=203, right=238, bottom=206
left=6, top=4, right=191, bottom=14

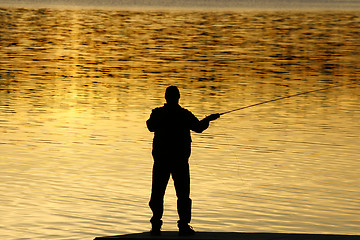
left=94, top=231, right=360, bottom=240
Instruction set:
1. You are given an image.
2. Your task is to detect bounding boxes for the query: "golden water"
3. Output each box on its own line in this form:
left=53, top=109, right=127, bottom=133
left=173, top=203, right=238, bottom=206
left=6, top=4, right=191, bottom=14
left=0, top=8, right=359, bottom=239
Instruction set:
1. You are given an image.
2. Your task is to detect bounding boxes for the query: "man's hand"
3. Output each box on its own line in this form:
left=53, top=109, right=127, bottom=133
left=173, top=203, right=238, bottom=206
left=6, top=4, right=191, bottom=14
left=205, top=113, right=220, bottom=121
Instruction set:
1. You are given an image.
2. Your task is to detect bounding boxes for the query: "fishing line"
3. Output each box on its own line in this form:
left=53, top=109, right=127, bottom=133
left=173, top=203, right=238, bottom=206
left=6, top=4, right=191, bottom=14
left=216, top=82, right=357, bottom=182
left=219, top=82, right=356, bottom=116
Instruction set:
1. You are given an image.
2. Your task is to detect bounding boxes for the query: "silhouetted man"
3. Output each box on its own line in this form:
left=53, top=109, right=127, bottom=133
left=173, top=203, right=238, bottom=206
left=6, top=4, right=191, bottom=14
left=146, top=86, right=219, bottom=236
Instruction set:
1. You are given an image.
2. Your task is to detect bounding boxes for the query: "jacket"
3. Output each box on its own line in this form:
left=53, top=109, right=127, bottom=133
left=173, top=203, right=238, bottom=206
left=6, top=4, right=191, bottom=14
left=147, top=104, right=209, bottom=160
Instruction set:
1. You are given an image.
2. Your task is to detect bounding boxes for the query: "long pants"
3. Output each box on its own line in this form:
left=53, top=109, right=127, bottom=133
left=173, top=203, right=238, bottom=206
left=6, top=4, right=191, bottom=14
left=149, top=160, right=192, bottom=226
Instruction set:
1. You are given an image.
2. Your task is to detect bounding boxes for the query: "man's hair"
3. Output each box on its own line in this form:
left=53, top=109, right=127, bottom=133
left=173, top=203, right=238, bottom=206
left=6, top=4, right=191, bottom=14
left=165, top=86, right=180, bottom=100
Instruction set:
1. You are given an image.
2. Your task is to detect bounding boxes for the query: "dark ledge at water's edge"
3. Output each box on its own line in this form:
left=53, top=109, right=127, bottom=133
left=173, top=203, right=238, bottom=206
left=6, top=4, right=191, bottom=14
left=94, top=231, right=360, bottom=240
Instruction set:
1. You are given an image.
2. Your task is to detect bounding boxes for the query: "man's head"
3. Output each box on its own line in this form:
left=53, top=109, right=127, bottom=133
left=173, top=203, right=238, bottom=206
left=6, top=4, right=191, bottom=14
left=165, top=86, right=180, bottom=105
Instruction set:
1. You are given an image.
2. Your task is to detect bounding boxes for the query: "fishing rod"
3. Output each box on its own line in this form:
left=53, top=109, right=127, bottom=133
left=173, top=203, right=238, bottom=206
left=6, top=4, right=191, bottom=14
left=219, top=83, right=356, bottom=116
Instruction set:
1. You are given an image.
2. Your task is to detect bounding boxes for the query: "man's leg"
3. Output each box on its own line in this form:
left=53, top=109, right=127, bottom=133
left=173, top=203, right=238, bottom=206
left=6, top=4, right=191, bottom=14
left=149, top=161, right=170, bottom=233
left=172, top=161, right=194, bottom=234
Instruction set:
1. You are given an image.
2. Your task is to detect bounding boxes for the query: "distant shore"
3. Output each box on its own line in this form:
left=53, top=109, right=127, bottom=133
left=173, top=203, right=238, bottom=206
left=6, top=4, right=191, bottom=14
left=1, top=0, right=360, bottom=11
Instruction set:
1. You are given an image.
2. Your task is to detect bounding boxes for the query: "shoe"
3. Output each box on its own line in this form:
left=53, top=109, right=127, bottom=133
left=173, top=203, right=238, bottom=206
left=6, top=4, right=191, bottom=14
left=178, top=224, right=195, bottom=236
left=150, top=228, right=161, bottom=236
left=150, top=220, right=162, bottom=236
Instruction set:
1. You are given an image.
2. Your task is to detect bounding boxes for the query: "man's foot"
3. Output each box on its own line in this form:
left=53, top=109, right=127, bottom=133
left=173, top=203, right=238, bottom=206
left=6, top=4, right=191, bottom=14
left=150, top=228, right=161, bottom=236
left=178, top=224, right=195, bottom=236
left=150, top=220, right=162, bottom=236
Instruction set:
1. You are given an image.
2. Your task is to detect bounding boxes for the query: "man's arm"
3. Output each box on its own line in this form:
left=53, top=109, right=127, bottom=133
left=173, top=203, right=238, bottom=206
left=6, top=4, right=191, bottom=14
left=191, top=113, right=220, bottom=133
left=146, top=109, right=160, bottom=132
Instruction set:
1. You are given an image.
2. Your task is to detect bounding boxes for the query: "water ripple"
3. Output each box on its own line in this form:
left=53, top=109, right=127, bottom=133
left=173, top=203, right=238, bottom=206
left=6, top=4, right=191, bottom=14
left=0, top=7, right=359, bottom=239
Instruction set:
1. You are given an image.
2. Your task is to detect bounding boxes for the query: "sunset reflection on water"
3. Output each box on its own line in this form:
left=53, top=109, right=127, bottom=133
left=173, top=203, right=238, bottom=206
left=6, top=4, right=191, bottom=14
left=0, top=7, right=359, bottom=239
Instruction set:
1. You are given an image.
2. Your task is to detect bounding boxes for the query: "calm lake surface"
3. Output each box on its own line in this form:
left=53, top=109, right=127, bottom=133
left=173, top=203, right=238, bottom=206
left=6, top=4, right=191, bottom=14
left=0, top=7, right=359, bottom=239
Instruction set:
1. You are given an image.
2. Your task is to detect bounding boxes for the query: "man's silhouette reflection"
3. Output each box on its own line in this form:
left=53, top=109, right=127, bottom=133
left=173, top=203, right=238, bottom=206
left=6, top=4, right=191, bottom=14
left=146, top=86, right=219, bottom=236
